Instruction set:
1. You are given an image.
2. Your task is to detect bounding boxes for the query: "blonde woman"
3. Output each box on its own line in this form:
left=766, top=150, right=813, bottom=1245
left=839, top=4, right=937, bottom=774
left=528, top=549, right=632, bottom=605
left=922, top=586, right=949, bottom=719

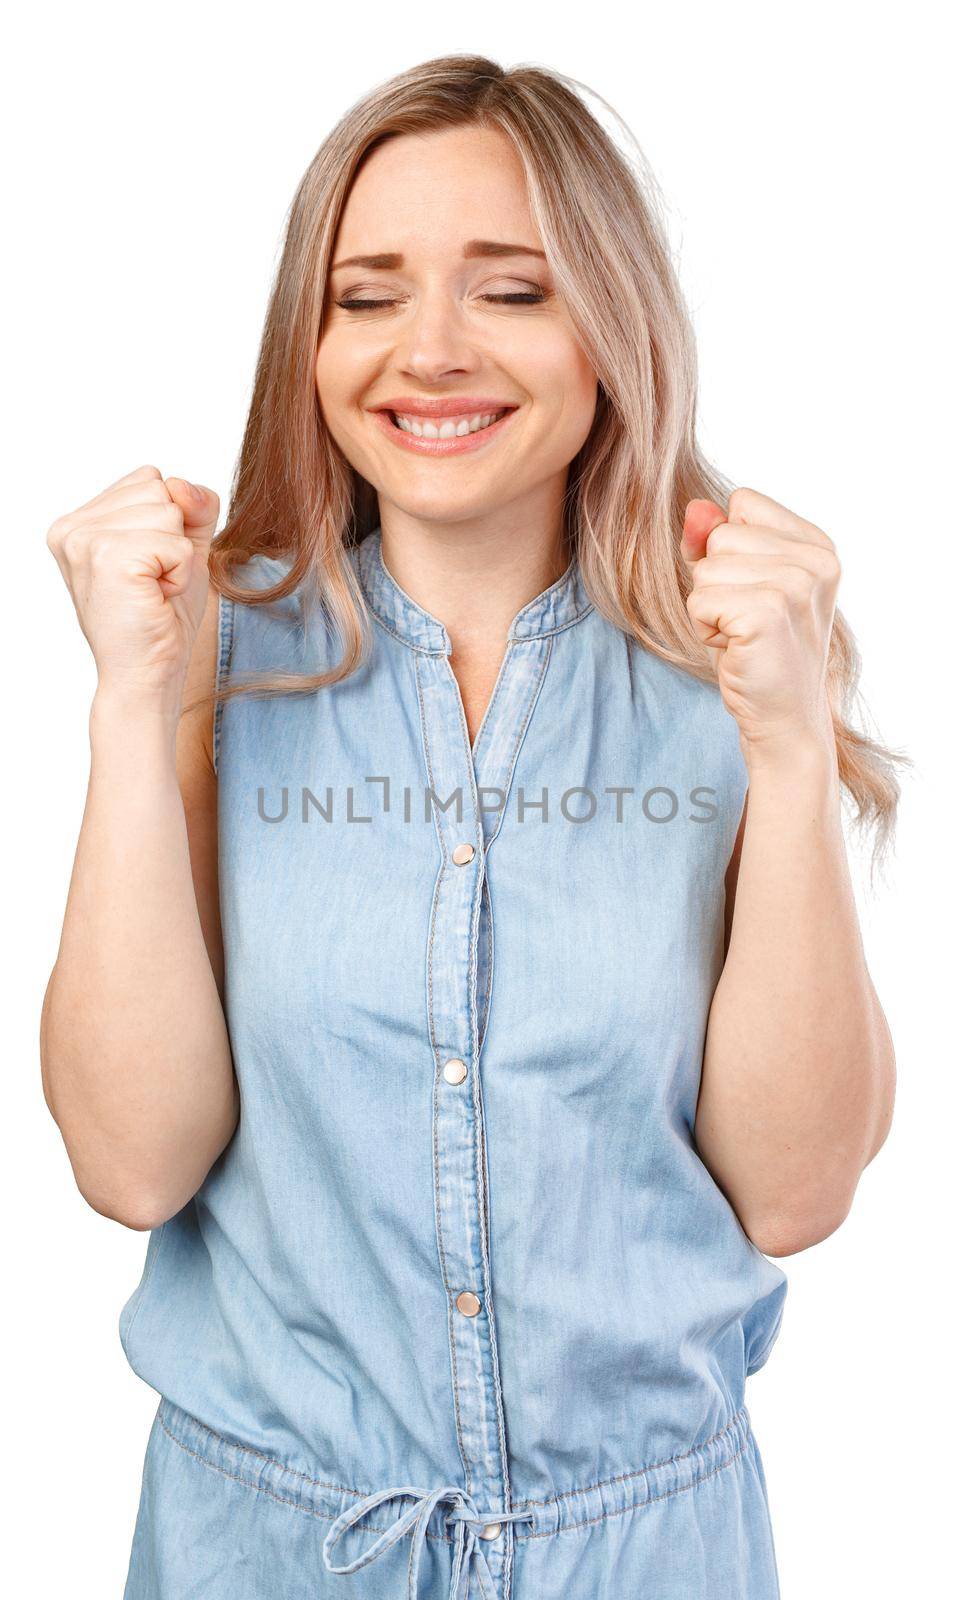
left=41, top=53, right=901, bottom=1600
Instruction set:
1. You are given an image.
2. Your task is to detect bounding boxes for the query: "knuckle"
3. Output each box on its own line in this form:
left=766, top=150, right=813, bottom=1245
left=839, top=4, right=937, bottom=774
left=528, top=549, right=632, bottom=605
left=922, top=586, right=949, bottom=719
left=157, top=501, right=184, bottom=534
left=61, top=525, right=86, bottom=561
left=728, top=486, right=755, bottom=519
left=146, top=477, right=175, bottom=504
left=88, top=532, right=115, bottom=568
left=820, top=546, right=842, bottom=582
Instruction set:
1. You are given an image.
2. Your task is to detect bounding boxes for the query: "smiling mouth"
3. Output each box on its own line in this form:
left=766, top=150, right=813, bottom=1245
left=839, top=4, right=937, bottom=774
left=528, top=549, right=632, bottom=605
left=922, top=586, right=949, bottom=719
left=387, top=406, right=514, bottom=439
left=371, top=404, right=519, bottom=456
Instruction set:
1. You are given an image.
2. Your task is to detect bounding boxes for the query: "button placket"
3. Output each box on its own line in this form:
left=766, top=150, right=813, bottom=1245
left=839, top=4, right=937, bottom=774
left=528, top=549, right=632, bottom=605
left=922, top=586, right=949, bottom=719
left=349, top=527, right=593, bottom=1600
left=418, top=643, right=553, bottom=1600
left=419, top=649, right=499, bottom=1520
left=419, top=632, right=560, bottom=1599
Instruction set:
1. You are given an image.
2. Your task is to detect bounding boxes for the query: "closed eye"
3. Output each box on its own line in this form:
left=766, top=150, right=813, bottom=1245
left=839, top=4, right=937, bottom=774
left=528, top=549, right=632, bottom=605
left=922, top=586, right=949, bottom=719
left=335, top=290, right=548, bottom=311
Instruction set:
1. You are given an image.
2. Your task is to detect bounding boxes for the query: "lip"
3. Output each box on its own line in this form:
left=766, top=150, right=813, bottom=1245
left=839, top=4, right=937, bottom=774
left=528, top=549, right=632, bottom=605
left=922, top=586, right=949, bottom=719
left=370, top=404, right=519, bottom=457
left=369, top=396, right=519, bottom=419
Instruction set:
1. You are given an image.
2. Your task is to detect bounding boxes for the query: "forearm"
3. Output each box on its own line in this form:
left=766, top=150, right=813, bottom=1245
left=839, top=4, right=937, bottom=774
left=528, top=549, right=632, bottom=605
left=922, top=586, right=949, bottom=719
left=41, top=690, right=237, bottom=1229
left=693, top=730, right=895, bottom=1255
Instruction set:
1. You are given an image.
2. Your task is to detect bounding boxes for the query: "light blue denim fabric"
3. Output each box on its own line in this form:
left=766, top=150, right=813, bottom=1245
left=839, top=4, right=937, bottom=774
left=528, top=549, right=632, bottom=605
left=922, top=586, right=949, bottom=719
left=120, top=526, right=788, bottom=1598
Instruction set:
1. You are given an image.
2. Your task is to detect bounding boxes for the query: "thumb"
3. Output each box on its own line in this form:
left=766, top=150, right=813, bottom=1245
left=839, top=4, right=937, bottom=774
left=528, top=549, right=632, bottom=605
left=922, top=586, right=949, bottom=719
left=681, top=498, right=727, bottom=568
left=166, top=476, right=220, bottom=545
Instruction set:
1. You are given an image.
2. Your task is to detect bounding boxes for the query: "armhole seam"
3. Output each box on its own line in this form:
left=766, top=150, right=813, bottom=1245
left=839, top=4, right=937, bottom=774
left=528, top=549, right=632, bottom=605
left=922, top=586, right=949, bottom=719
left=213, top=589, right=234, bottom=776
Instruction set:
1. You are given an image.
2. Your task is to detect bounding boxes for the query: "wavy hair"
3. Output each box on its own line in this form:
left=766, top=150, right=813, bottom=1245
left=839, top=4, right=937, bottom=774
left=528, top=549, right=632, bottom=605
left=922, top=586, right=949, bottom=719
left=199, top=52, right=908, bottom=870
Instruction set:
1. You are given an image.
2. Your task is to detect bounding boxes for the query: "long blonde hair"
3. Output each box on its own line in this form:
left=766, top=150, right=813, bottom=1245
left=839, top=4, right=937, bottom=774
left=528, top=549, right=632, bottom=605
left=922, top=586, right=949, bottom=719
left=202, top=52, right=908, bottom=869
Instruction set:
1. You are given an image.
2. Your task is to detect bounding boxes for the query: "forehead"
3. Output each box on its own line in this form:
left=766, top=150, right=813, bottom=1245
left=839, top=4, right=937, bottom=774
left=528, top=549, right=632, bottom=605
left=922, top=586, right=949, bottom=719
left=332, top=126, right=540, bottom=258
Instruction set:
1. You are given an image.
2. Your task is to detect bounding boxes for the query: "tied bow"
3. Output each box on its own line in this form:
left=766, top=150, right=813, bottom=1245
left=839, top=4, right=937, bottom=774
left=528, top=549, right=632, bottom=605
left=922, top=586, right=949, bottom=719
left=321, top=1481, right=536, bottom=1600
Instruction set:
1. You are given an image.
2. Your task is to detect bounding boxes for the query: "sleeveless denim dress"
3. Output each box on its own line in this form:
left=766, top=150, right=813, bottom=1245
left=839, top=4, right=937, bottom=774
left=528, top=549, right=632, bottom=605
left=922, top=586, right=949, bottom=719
left=120, top=525, right=789, bottom=1599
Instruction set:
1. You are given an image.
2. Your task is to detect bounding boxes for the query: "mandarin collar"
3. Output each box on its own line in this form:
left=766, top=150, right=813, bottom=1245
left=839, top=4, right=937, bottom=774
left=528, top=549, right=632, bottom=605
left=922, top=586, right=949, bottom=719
left=352, top=527, right=592, bottom=657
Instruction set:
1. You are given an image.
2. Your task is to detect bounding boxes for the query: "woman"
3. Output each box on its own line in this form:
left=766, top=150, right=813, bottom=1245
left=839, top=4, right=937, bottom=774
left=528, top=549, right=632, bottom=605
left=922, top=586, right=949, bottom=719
left=41, top=53, right=901, bottom=1600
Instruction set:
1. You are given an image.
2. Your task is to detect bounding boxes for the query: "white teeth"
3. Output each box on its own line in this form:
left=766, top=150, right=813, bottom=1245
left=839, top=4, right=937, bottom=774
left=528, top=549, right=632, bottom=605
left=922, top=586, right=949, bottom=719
left=393, top=409, right=507, bottom=439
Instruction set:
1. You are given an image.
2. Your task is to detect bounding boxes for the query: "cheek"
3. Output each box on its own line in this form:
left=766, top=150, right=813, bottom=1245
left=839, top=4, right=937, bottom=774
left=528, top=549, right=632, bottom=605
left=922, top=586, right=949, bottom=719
left=314, top=344, right=334, bottom=415
left=315, top=327, right=373, bottom=395
left=558, top=336, right=600, bottom=408
left=314, top=343, right=365, bottom=447
left=315, top=337, right=346, bottom=399
left=522, top=335, right=599, bottom=449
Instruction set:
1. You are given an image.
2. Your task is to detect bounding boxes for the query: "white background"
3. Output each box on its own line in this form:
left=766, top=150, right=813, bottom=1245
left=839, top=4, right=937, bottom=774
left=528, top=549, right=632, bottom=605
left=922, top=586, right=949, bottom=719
left=5, top=3, right=963, bottom=1594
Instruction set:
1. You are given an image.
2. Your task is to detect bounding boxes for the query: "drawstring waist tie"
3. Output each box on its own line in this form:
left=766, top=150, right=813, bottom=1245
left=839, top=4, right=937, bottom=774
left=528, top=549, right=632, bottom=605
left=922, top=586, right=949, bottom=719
left=321, top=1482, right=536, bottom=1599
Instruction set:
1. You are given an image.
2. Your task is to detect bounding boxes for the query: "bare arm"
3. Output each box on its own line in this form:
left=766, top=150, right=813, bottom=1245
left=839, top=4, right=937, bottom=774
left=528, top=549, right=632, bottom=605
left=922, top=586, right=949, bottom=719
left=694, top=735, right=896, bottom=1258
left=40, top=578, right=238, bottom=1230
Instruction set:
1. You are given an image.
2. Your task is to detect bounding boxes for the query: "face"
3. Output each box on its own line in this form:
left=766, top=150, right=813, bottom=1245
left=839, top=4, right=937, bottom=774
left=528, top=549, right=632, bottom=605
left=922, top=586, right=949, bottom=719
left=316, top=125, right=600, bottom=529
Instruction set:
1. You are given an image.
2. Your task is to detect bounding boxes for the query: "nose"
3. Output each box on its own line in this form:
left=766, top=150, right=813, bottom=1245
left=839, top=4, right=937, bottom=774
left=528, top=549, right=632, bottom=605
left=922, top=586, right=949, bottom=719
left=394, top=287, right=480, bottom=386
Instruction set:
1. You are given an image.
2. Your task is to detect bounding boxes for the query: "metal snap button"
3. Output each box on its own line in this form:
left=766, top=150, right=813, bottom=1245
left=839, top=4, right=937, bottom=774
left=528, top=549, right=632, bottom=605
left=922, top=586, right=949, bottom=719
left=456, top=1290, right=481, bottom=1317
left=443, top=1058, right=467, bottom=1085
left=480, top=1522, right=501, bottom=1540
left=452, top=842, right=475, bottom=865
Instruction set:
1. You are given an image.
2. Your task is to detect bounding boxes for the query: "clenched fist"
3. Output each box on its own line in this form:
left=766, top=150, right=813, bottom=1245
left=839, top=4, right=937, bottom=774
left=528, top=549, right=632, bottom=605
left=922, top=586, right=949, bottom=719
left=681, top=486, right=841, bottom=764
left=46, top=464, right=219, bottom=710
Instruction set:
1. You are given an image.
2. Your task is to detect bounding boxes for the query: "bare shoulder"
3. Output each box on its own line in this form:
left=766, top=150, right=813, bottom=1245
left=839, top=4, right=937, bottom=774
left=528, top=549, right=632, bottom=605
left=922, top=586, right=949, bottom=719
left=176, top=581, right=224, bottom=1000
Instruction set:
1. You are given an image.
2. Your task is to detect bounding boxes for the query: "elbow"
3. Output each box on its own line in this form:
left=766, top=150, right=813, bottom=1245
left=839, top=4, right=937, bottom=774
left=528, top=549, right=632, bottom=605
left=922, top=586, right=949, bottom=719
left=39, top=977, right=62, bottom=1124
left=41, top=1086, right=181, bottom=1230
left=44, top=1115, right=184, bottom=1231
left=863, top=1077, right=896, bottom=1167
left=80, top=1184, right=175, bottom=1232
left=746, top=1198, right=853, bottom=1258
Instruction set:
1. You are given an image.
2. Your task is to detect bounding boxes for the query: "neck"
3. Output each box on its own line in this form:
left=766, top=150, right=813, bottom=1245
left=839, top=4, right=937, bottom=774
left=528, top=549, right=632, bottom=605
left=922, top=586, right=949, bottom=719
left=376, top=492, right=571, bottom=654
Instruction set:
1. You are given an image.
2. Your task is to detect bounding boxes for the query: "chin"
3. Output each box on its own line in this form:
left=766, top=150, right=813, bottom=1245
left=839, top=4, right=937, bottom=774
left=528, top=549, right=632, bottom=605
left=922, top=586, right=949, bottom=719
left=377, top=484, right=505, bottom=525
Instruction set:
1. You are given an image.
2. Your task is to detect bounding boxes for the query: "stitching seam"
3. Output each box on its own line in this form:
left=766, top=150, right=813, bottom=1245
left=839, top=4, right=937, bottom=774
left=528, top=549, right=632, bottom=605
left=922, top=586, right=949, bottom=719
left=512, top=1409, right=749, bottom=1509
left=157, top=1409, right=751, bottom=1544
left=157, top=1415, right=454, bottom=1544
left=213, top=588, right=235, bottom=774
left=519, top=1433, right=752, bottom=1541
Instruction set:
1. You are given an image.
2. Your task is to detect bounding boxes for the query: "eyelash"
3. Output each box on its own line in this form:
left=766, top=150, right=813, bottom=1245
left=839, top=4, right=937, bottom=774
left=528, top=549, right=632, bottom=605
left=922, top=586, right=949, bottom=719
left=335, top=291, right=547, bottom=311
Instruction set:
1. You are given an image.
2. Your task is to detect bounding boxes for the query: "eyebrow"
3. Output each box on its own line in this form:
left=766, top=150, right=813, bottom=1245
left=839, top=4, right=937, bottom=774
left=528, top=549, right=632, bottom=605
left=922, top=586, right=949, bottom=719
left=330, top=239, right=547, bottom=271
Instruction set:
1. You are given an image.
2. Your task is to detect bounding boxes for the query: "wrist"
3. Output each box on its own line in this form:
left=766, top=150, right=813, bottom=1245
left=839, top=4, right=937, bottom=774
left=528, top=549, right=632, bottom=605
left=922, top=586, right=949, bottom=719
left=89, top=681, right=184, bottom=749
left=739, top=719, right=839, bottom=782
